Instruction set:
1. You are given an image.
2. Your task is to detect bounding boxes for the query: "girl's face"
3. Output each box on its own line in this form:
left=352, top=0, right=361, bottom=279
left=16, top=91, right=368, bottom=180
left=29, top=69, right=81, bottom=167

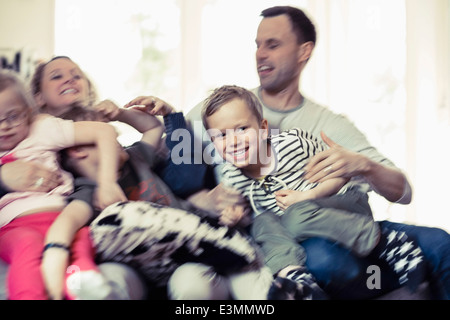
left=0, top=87, right=31, bottom=151
left=36, top=58, right=90, bottom=116
left=207, top=98, right=269, bottom=177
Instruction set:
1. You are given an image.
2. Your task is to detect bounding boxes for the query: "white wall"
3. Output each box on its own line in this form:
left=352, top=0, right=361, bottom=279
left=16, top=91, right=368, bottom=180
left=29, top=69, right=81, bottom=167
left=0, top=0, right=55, bottom=64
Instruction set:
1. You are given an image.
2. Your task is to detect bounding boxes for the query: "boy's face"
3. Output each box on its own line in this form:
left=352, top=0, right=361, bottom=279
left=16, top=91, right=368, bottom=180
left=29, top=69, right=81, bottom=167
left=36, top=58, right=90, bottom=116
left=67, top=142, right=129, bottom=178
left=207, top=98, right=268, bottom=171
left=0, top=87, right=31, bottom=152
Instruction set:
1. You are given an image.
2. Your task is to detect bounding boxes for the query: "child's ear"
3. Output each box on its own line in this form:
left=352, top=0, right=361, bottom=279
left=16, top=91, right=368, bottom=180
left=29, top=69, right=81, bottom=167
left=66, top=146, right=89, bottom=159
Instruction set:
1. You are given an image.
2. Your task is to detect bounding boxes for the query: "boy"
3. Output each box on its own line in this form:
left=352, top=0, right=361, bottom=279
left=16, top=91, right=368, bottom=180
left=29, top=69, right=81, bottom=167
left=58, top=100, right=264, bottom=296
left=202, top=85, right=425, bottom=299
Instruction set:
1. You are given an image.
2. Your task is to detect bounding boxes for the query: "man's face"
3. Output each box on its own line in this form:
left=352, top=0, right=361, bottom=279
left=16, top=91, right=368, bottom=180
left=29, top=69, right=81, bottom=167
left=255, top=15, right=302, bottom=93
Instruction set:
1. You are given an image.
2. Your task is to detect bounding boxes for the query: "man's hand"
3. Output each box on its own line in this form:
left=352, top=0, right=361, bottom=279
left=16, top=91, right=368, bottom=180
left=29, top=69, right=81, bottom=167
left=304, top=131, right=370, bottom=183
left=0, top=161, right=63, bottom=192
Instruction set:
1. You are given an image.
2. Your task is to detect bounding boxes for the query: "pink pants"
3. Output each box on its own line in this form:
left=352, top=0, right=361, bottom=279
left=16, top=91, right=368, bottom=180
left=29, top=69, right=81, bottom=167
left=0, top=212, right=98, bottom=300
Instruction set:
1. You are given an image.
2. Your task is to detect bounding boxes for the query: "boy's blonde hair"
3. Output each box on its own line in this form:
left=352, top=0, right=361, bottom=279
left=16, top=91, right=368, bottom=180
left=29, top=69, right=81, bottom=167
left=0, top=70, right=38, bottom=123
left=202, top=85, right=264, bottom=129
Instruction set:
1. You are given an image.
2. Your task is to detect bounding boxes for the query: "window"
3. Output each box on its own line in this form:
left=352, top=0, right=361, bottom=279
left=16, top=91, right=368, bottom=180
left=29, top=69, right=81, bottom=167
left=54, top=0, right=450, bottom=231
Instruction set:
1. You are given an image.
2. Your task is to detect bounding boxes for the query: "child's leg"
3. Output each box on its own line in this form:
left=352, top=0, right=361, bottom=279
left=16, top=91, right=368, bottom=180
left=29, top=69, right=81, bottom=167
left=168, top=263, right=230, bottom=300
left=251, top=212, right=327, bottom=300
left=65, top=226, right=125, bottom=300
left=68, top=226, right=98, bottom=272
left=90, top=201, right=261, bottom=287
left=228, top=265, right=274, bottom=300
left=0, top=227, right=47, bottom=299
left=281, top=198, right=380, bottom=257
left=0, top=213, right=59, bottom=300
left=251, top=212, right=306, bottom=275
left=98, top=262, right=147, bottom=300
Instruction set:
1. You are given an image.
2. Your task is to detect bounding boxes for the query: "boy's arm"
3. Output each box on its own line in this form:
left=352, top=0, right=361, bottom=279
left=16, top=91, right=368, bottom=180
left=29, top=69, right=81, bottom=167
left=41, top=200, right=93, bottom=300
left=303, top=177, right=349, bottom=199
left=116, top=107, right=165, bottom=148
left=72, top=121, right=127, bottom=209
left=275, top=177, right=348, bottom=211
left=123, top=96, right=177, bottom=148
left=94, top=99, right=165, bottom=149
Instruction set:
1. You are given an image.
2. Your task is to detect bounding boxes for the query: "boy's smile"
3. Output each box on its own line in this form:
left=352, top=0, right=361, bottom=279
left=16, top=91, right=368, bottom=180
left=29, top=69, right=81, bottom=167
left=206, top=98, right=270, bottom=178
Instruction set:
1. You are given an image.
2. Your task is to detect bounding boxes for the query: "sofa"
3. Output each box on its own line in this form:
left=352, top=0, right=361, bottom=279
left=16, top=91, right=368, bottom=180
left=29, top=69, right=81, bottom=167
left=0, top=259, right=430, bottom=300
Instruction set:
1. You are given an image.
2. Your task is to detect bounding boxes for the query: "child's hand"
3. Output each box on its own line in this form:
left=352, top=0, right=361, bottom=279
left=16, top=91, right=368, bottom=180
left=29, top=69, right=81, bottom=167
left=219, top=205, right=250, bottom=227
left=201, top=182, right=249, bottom=215
left=94, top=182, right=127, bottom=211
left=93, top=100, right=121, bottom=121
left=124, top=96, right=175, bottom=117
left=274, top=189, right=315, bottom=211
left=41, top=248, right=70, bottom=300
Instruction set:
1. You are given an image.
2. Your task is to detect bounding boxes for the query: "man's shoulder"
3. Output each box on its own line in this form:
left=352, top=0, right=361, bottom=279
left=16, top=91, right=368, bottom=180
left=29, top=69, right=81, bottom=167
left=185, top=99, right=204, bottom=123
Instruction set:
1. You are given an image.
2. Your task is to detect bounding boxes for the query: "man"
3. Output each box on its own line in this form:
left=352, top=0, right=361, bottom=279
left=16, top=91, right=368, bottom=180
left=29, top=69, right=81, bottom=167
left=183, top=6, right=450, bottom=299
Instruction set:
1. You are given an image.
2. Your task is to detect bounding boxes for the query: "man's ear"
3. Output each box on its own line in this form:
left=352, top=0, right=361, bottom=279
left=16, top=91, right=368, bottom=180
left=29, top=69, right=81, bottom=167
left=298, top=41, right=315, bottom=64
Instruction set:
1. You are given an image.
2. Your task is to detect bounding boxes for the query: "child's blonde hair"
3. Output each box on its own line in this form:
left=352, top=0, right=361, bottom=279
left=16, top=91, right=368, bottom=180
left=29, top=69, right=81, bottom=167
left=0, top=70, right=38, bottom=123
left=202, top=85, right=264, bottom=129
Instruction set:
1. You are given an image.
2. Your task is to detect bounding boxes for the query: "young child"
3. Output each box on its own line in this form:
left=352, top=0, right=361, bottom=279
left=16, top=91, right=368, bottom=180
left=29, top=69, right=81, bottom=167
left=30, top=56, right=209, bottom=200
left=57, top=99, right=265, bottom=297
left=28, top=56, right=216, bottom=299
left=0, top=70, right=126, bottom=300
left=202, top=85, right=426, bottom=299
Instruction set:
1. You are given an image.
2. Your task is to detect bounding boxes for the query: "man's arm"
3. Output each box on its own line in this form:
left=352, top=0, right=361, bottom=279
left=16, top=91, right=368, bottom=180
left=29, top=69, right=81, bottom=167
left=304, top=132, right=411, bottom=204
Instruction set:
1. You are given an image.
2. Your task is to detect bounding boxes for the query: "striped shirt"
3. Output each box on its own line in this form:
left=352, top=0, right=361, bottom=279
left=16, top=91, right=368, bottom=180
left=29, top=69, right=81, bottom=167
left=222, top=128, right=329, bottom=216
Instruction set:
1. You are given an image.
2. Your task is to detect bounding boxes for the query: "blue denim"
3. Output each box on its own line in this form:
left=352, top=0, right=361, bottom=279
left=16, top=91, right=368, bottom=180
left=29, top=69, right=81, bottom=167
left=301, top=221, right=450, bottom=299
left=155, top=112, right=210, bottom=199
